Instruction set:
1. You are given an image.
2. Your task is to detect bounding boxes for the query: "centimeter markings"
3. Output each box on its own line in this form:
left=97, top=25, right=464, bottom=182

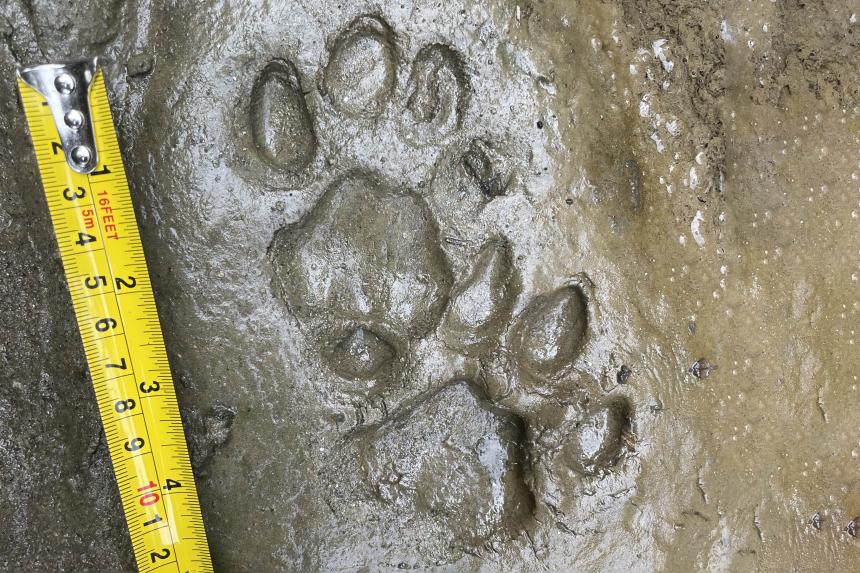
left=18, top=73, right=212, bottom=573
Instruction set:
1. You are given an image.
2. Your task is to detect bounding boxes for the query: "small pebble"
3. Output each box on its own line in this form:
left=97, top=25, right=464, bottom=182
left=0, top=206, right=12, bottom=232
left=689, top=357, right=715, bottom=379
left=127, top=53, right=154, bottom=78
left=847, top=517, right=860, bottom=537
left=809, top=512, right=822, bottom=530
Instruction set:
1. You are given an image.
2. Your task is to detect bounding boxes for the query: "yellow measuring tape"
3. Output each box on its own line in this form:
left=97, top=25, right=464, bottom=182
left=17, top=60, right=213, bottom=572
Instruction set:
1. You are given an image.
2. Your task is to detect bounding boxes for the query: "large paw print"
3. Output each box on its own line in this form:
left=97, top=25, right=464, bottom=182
left=256, top=14, right=636, bottom=563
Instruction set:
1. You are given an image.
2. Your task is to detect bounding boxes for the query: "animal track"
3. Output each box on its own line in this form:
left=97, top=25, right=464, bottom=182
left=320, top=16, right=397, bottom=119
left=260, top=13, right=636, bottom=562
left=324, top=326, right=395, bottom=382
left=406, top=43, right=469, bottom=135
left=462, top=139, right=513, bottom=198
left=250, top=59, right=317, bottom=172
left=442, top=238, right=517, bottom=356
left=356, top=383, right=533, bottom=550
left=510, top=284, right=589, bottom=383
left=269, top=172, right=451, bottom=335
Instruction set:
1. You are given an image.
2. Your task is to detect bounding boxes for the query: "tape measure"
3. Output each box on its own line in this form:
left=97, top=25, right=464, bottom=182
left=17, top=59, right=213, bottom=572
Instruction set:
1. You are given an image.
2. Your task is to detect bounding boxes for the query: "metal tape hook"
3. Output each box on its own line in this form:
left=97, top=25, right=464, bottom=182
left=18, top=58, right=100, bottom=174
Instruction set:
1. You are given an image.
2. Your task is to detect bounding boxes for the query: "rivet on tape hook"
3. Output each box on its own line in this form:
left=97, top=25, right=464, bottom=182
left=17, top=58, right=100, bottom=174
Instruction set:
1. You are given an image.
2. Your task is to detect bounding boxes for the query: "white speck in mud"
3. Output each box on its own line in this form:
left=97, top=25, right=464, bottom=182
left=850, top=13, right=857, bottom=24
left=639, top=96, right=651, bottom=117
left=650, top=133, right=664, bottom=152
left=720, top=20, right=734, bottom=43
left=691, top=210, right=706, bottom=247
left=539, top=81, right=557, bottom=96
left=679, top=234, right=687, bottom=246
left=689, top=166, right=699, bottom=189
left=666, top=119, right=680, bottom=136
left=0, top=207, right=11, bottom=232
left=652, top=39, right=674, bottom=72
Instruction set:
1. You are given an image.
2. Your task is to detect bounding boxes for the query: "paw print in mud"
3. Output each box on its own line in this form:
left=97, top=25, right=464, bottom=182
left=253, top=14, right=636, bottom=563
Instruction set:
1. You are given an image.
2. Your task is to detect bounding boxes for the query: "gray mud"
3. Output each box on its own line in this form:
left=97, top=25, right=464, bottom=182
left=2, top=0, right=860, bottom=571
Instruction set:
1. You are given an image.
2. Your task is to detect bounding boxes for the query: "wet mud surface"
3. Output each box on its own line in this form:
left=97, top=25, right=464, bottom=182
left=2, top=0, right=860, bottom=570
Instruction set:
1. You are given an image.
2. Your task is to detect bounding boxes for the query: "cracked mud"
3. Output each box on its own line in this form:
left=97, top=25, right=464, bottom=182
left=2, top=0, right=860, bottom=571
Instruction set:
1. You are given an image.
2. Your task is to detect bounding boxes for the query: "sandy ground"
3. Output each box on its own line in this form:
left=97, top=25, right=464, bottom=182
left=2, top=0, right=860, bottom=571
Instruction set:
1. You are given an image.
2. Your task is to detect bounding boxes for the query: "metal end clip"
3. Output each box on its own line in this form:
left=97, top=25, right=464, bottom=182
left=17, top=58, right=100, bottom=174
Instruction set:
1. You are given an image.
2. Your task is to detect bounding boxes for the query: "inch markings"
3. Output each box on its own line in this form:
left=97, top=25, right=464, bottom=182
left=18, top=66, right=212, bottom=573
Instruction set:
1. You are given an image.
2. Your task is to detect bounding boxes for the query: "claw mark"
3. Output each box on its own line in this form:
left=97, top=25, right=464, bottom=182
left=681, top=509, right=710, bottom=522
left=443, top=235, right=472, bottom=247
left=816, top=386, right=828, bottom=422
left=697, top=470, right=708, bottom=504
left=524, top=527, right=539, bottom=560
left=753, top=507, right=764, bottom=542
left=462, top=139, right=512, bottom=198
left=86, top=429, right=106, bottom=468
